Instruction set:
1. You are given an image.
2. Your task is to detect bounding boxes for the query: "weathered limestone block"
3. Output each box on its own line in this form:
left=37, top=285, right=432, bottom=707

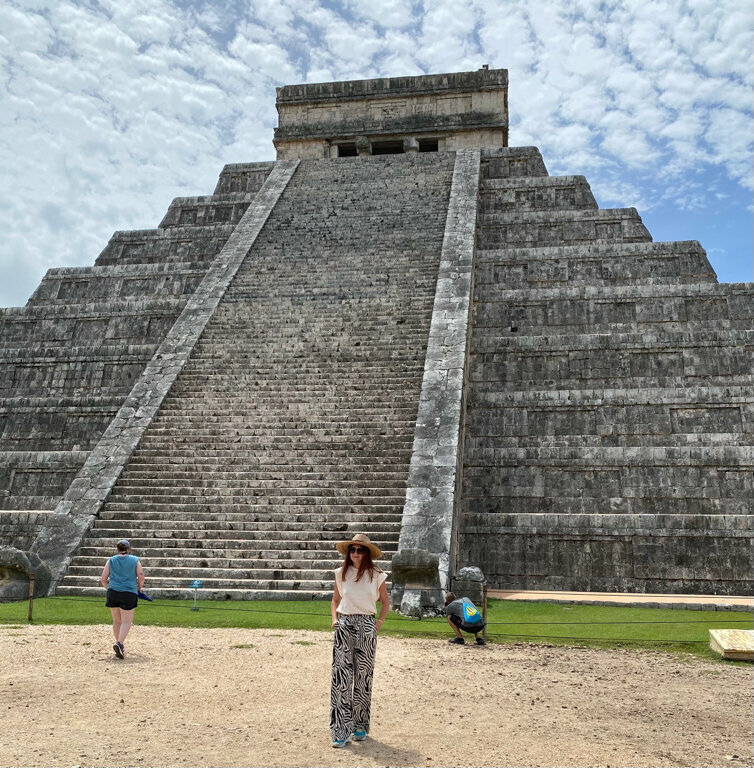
left=158, top=195, right=253, bottom=229
left=480, top=176, right=597, bottom=213
left=212, top=162, right=274, bottom=195
left=389, top=548, right=444, bottom=616
left=94, top=226, right=234, bottom=268
left=355, top=136, right=371, bottom=156
left=452, top=565, right=485, bottom=604
left=458, top=512, right=753, bottom=594
left=0, top=451, right=88, bottom=511
left=0, top=511, right=49, bottom=551
left=24, top=264, right=203, bottom=309
left=481, top=147, right=548, bottom=178
left=403, top=137, right=420, bottom=153
left=0, top=546, right=51, bottom=601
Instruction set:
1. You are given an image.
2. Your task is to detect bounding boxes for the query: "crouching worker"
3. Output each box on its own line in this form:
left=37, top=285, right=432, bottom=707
left=444, top=592, right=485, bottom=645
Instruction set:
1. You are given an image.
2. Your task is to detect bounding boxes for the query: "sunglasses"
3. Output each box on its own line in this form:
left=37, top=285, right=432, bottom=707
left=348, top=546, right=367, bottom=554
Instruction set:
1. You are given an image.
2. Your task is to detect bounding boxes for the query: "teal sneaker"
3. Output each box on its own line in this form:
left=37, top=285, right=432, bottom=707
left=353, top=728, right=367, bottom=741
left=331, top=736, right=351, bottom=748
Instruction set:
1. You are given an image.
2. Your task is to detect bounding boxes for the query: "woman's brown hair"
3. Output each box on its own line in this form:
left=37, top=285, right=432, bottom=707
left=340, top=545, right=382, bottom=583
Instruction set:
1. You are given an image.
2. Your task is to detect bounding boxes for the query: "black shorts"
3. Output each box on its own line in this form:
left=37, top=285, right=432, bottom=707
left=449, top=614, right=484, bottom=634
left=106, top=589, right=138, bottom=610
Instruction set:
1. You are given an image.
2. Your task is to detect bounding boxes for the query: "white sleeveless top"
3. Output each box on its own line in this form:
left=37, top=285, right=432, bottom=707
left=334, top=566, right=387, bottom=616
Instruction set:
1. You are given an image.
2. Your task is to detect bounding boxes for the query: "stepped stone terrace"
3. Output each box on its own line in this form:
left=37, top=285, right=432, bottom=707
left=0, top=67, right=751, bottom=609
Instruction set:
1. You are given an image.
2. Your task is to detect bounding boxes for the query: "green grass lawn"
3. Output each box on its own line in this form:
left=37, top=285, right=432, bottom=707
left=1, top=595, right=750, bottom=662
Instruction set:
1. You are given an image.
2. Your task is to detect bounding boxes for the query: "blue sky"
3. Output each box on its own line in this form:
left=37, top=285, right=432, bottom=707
left=1, top=0, right=751, bottom=308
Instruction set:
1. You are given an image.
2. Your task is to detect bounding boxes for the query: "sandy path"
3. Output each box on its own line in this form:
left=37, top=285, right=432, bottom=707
left=0, top=624, right=751, bottom=767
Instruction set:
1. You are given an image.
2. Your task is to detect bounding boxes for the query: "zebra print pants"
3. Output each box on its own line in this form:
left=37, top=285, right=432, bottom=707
left=330, top=614, right=377, bottom=741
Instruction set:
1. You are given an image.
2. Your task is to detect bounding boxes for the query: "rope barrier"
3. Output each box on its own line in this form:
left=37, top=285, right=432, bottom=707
left=483, top=632, right=709, bottom=644
left=10, top=596, right=754, bottom=632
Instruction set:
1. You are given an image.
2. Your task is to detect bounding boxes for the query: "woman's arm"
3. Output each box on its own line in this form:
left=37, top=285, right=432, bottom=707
left=99, top=561, right=110, bottom=589
left=136, top=560, right=144, bottom=591
left=331, top=583, right=341, bottom=628
left=376, top=580, right=389, bottom=632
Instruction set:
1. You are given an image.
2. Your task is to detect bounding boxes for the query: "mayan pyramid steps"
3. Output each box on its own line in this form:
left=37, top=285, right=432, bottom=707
left=457, top=148, right=753, bottom=593
left=3, top=66, right=750, bottom=602
left=0, top=164, right=272, bottom=546
left=55, top=152, right=455, bottom=598
left=1, top=142, right=751, bottom=599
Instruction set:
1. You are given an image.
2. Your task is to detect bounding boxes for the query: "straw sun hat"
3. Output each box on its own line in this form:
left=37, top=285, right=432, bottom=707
left=335, top=533, right=382, bottom=560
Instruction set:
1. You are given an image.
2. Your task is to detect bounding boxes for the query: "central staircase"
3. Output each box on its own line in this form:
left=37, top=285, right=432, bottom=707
left=58, top=153, right=455, bottom=598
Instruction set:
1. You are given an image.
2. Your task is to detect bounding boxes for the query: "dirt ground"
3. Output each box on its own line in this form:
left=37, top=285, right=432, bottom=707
left=0, top=625, right=751, bottom=768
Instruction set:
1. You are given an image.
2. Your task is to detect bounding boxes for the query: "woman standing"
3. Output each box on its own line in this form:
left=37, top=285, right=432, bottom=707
left=330, top=533, right=389, bottom=748
left=99, top=539, right=144, bottom=659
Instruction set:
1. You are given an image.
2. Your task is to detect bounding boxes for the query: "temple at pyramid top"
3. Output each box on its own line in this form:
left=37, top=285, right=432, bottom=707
left=273, top=67, right=508, bottom=158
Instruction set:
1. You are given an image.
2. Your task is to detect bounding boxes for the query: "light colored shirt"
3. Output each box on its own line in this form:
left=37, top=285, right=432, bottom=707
left=334, top=566, right=387, bottom=616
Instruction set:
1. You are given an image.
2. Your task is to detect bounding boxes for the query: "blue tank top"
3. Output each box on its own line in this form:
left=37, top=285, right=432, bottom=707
left=108, top=554, right=139, bottom=593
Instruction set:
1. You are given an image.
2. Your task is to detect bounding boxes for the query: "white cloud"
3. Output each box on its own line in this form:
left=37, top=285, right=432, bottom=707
left=324, top=22, right=384, bottom=69
left=0, top=0, right=751, bottom=308
left=707, top=108, right=754, bottom=189
left=346, top=0, right=417, bottom=29
left=1, top=5, right=54, bottom=53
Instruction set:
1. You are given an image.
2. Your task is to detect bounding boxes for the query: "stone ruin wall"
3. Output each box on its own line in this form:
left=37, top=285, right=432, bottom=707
left=0, top=164, right=274, bottom=595
left=0, top=68, right=752, bottom=603
left=274, top=68, right=508, bottom=159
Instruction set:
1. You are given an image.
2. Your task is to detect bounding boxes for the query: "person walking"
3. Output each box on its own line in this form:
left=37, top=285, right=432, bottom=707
left=99, top=539, right=144, bottom=659
left=330, top=533, right=389, bottom=748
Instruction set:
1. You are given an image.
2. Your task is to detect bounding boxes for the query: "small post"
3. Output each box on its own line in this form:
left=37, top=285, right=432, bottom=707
left=482, top=583, right=487, bottom=642
left=189, top=579, right=203, bottom=611
left=28, top=573, right=35, bottom=623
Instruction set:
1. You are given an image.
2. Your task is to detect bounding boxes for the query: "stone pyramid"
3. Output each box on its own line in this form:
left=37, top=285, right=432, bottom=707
left=0, top=68, right=751, bottom=605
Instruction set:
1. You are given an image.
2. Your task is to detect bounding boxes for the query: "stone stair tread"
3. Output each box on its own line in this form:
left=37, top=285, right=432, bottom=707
left=55, top=586, right=335, bottom=600
left=112, top=478, right=407, bottom=487
left=96, top=511, right=405, bottom=522
left=92, top=513, right=403, bottom=526
left=68, top=556, right=370, bottom=568
left=81, top=530, right=400, bottom=544
left=119, top=471, right=407, bottom=480
left=60, top=576, right=338, bottom=589
left=75, top=544, right=397, bottom=557
left=66, top=565, right=354, bottom=577
left=108, top=489, right=405, bottom=499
